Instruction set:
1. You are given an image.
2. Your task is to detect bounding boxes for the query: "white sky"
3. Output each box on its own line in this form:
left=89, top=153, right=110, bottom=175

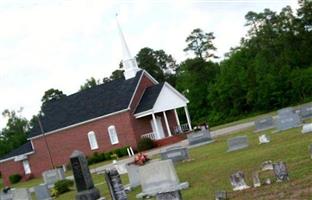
left=0, top=0, right=299, bottom=129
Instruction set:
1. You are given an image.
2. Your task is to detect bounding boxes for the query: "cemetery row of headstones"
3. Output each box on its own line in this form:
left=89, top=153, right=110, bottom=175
left=255, top=104, right=312, bottom=133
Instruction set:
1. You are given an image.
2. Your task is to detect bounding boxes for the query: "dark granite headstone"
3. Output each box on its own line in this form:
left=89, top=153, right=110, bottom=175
left=273, top=161, right=289, bottom=182
left=227, top=136, right=248, bottom=152
left=104, top=168, right=127, bottom=200
left=299, top=104, right=312, bottom=120
left=160, top=146, right=189, bottom=163
left=70, top=150, right=101, bottom=200
left=255, top=116, right=274, bottom=132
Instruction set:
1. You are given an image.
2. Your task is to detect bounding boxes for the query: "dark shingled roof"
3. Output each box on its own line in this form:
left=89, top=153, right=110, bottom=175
left=0, top=141, right=33, bottom=161
left=29, top=70, right=144, bottom=138
left=134, top=83, right=164, bottom=114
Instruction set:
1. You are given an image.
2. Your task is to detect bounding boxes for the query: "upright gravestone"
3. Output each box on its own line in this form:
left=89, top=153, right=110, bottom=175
left=252, top=172, right=261, bottom=187
left=42, top=168, right=65, bottom=188
left=187, top=129, right=213, bottom=147
left=104, top=168, right=127, bottom=200
left=12, top=188, right=31, bottom=200
left=34, top=184, right=52, bottom=200
left=136, top=160, right=189, bottom=200
left=299, top=103, right=312, bottom=120
left=0, top=190, right=13, bottom=200
left=254, top=116, right=274, bottom=132
left=70, top=150, right=101, bottom=200
left=125, top=164, right=140, bottom=188
left=309, top=144, right=312, bottom=159
left=273, top=161, right=289, bottom=182
left=230, top=171, right=250, bottom=191
left=276, top=107, right=301, bottom=131
left=302, top=123, right=312, bottom=134
left=227, top=136, right=249, bottom=152
left=160, top=146, right=189, bottom=163
left=261, top=160, right=273, bottom=171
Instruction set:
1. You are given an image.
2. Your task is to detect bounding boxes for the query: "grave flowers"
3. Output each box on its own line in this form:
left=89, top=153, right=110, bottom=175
left=134, top=153, right=149, bottom=166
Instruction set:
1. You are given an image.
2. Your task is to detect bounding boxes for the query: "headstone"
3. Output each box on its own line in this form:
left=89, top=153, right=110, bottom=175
left=42, top=168, right=65, bottom=188
left=264, top=178, right=271, bottom=185
left=299, top=104, right=312, bottom=120
left=136, top=160, right=189, bottom=199
left=309, top=144, right=312, bottom=159
left=252, top=172, right=261, bottom=187
left=230, top=171, right=250, bottom=191
left=227, top=136, right=248, bottom=152
left=0, top=190, right=13, bottom=200
left=34, top=184, right=52, bottom=200
left=160, top=146, right=189, bottom=163
left=259, top=134, right=270, bottom=144
left=187, top=129, right=213, bottom=146
left=276, top=107, right=301, bottom=131
left=114, top=163, right=128, bottom=175
left=273, top=161, right=289, bottom=182
left=255, top=116, right=274, bottom=132
left=215, top=191, right=227, bottom=200
left=261, top=160, right=273, bottom=171
left=125, top=164, right=140, bottom=188
left=70, top=150, right=101, bottom=200
left=302, top=123, right=312, bottom=134
left=104, top=168, right=127, bottom=200
left=12, top=188, right=31, bottom=200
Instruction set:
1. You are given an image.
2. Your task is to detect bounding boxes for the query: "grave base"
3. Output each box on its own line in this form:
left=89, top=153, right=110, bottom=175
left=75, top=187, right=101, bottom=200
left=156, top=190, right=182, bottom=200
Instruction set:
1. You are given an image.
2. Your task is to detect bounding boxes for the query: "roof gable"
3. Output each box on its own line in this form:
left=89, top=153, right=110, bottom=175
left=29, top=70, right=144, bottom=138
left=0, top=142, right=33, bottom=162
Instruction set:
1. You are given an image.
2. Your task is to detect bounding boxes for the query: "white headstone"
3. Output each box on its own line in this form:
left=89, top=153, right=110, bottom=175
left=12, top=188, right=31, bottom=200
left=302, top=123, right=312, bottom=134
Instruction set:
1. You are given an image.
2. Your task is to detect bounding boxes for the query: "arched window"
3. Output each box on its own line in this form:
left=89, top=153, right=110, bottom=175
left=88, top=131, right=98, bottom=150
left=108, top=125, right=119, bottom=145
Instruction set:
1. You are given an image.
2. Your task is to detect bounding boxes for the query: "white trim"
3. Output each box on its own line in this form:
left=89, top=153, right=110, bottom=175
left=163, top=111, right=172, bottom=137
left=88, top=131, right=99, bottom=150
left=108, top=125, right=119, bottom=145
left=28, top=108, right=129, bottom=140
left=134, top=109, right=154, bottom=118
left=142, top=70, right=159, bottom=84
left=184, top=106, right=192, bottom=131
left=0, top=151, right=35, bottom=163
left=151, top=113, right=160, bottom=140
left=174, top=109, right=181, bottom=127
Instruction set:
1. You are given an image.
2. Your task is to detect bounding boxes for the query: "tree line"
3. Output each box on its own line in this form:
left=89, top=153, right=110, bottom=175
left=1, top=0, right=311, bottom=157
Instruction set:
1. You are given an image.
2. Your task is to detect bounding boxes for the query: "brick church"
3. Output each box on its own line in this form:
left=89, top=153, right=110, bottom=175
left=0, top=22, right=192, bottom=186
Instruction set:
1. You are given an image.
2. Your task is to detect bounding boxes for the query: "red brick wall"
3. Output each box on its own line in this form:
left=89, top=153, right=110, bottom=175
left=129, top=72, right=155, bottom=110
left=0, top=160, right=25, bottom=186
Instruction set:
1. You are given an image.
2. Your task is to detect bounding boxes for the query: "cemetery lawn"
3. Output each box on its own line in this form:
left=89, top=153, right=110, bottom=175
left=54, top=119, right=312, bottom=200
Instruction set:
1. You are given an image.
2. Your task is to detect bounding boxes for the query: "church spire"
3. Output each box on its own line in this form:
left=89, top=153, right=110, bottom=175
left=116, top=14, right=140, bottom=80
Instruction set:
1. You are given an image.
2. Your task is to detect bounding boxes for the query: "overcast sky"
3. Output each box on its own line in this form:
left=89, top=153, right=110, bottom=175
left=0, top=0, right=298, bottom=129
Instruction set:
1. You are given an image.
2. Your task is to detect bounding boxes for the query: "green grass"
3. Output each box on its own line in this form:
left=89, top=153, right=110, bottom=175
left=53, top=121, right=312, bottom=200
left=10, top=117, right=312, bottom=199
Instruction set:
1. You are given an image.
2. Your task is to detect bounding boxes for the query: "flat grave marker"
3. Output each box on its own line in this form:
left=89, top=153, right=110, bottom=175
left=302, top=123, right=312, bottom=134
left=299, top=103, right=312, bottom=120
left=160, top=146, right=189, bottom=163
left=227, top=136, right=249, bottom=152
left=12, top=188, right=31, bottom=200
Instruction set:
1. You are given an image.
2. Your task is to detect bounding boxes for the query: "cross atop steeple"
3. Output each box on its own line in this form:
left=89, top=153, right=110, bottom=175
left=116, top=14, right=140, bottom=80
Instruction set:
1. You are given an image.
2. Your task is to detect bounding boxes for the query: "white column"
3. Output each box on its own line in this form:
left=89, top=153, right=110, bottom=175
left=184, top=106, right=192, bottom=131
left=174, top=109, right=181, bottom=127
left=163, top=111, right=172, bottom=137
left=152, top=113, right=160, bottom=139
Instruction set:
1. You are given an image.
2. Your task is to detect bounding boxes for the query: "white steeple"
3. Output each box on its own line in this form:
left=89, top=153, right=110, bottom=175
left=116, top=14, right=140, bottom=80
